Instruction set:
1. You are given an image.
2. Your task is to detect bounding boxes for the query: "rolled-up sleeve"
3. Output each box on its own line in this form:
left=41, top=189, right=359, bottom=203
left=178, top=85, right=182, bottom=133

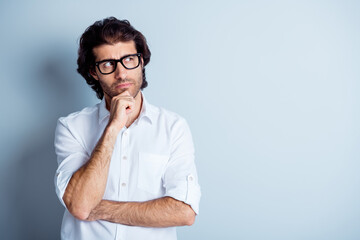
left=163, top=118, right=201, bottom=214
left=54, top=118, right=89, bottom=208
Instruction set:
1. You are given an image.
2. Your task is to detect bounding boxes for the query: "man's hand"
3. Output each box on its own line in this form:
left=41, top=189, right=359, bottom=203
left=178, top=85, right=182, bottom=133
left=108, top=91, right=135, bottom=132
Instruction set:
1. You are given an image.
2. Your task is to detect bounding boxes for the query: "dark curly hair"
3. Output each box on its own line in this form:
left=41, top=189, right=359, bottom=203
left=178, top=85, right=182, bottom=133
left=77, top=17, right=151, bottom=99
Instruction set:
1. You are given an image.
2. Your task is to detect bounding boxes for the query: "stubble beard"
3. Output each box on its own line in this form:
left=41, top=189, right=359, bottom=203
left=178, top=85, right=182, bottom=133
left=101, top=75, right=142, bottom=100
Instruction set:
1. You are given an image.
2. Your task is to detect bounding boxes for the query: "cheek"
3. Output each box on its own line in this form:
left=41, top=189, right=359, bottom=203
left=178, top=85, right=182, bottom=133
left=98, top=78, right=113, bottom=90
left=137, top=69, right=144, bottom=81
left=98, top=75, right=111, bottom=83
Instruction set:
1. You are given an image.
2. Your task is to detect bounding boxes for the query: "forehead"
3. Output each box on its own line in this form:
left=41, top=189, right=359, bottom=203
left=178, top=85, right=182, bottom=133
left=93, top=41, right=137, bottom=61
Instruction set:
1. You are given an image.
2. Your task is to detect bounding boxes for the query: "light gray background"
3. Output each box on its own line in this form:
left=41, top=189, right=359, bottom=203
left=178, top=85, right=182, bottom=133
left=1, top=0, right=359, bottom=239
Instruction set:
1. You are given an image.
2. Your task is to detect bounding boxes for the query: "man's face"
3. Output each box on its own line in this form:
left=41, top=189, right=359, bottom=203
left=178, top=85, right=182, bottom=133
left=91, top=41, right=143, bottom=100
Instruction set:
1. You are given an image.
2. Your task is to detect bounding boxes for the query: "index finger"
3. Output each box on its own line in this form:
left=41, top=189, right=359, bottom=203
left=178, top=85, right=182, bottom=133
left=119, top=90, right=131, bottom=96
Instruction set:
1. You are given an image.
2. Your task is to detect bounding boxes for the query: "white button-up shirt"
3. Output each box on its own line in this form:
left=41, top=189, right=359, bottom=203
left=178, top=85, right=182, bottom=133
left=54, top=93, right=201, bottom=240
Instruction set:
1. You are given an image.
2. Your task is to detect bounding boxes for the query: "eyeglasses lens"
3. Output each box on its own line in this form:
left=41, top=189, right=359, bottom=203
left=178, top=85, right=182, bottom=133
left=98, top=55, right=140, bottom=74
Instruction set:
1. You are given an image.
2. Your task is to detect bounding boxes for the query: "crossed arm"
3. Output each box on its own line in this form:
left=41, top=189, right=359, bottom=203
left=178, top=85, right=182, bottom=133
left=62, top=92, right=196, bottom=227
left=86, top=197, right=195, bottom=227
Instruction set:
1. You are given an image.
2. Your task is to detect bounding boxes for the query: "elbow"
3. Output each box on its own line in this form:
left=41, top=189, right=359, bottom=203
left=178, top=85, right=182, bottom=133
left=184, top=207, right=196, bottom=226
left=69, top=206, right=91, bottom=221
left=63, top=196, right=91, bottom=221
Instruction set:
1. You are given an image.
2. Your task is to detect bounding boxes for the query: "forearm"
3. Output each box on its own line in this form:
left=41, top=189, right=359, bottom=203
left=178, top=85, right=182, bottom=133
left=87, top=197, right=196, bottom=227
left=63, top=125, right=118, bottom=220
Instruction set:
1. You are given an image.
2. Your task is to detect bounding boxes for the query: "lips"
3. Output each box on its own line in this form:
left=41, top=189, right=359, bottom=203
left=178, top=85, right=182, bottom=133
left=116, top=82, right=132, bottom=89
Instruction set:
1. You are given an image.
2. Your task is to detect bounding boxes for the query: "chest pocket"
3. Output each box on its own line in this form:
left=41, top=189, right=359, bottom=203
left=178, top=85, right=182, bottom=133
left=138, top=152, right=169, bottom=195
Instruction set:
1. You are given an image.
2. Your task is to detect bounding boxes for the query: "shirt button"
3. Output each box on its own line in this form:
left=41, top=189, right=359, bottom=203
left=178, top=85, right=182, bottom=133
left=188, top=175, right=194, bottom=181
left=124, top=131, right=128, bottom=137
left=121, top=183, right=127, bottom=187
left=123, top=156, right=127, bottom=160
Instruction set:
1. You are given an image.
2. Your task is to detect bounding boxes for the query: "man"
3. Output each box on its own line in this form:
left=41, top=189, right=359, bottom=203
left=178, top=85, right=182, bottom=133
left=54, top=17, right=201, bottom=240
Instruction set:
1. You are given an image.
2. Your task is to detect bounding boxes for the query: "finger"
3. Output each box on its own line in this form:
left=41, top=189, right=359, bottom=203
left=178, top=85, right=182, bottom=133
left=111, top=96, right=135, bottom=106
left=117, top=90, right=131, bottom=97
left=123, top=90, right=131, bottom=96
left=110, top=96, right=135, bottom=107
left=111, top=99, right=134, bottom=112
left=122, top=101, right=135, bottom=111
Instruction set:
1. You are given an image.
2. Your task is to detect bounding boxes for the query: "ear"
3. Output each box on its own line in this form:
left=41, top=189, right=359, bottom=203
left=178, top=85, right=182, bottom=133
left=89, top=68, right=99, bottom=81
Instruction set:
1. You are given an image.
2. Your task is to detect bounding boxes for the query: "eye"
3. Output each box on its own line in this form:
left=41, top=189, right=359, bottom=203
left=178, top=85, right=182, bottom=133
left=124, top=56, right=135, bottom=62
left=102, top=61, right=115, bottom=68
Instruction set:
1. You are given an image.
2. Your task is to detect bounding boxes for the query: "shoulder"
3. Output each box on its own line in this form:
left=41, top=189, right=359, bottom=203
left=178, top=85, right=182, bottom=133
left=148, top=104, right=194, bottom=150
left=148, top=102, right=186, bottom=123
left=57, top=103, right=100, bottom=128
left=55, top=103, right=102, bottom=153
left=147, top=103, right=190, bottom=132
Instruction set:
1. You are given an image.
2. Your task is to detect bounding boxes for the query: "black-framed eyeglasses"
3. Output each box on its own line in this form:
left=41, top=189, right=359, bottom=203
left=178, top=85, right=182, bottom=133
left=95, top=53, right=142, bottom=75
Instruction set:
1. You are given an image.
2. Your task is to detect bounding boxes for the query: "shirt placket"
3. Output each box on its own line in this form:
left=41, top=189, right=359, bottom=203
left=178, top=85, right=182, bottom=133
left=116, top=128, right=130, bottom=240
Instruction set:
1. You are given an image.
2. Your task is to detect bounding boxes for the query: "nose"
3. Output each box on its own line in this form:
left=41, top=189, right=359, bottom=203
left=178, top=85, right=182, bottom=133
left=114, top=62, right=127, bottom=79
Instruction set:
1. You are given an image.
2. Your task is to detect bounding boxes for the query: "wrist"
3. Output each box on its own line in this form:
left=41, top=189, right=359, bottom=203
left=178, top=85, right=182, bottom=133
left=105, top=122, right=124, bottom=136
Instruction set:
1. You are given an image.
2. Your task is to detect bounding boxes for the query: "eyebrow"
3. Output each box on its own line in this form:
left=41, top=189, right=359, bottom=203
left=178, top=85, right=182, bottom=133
left=96, top=53, right=138, bottom=63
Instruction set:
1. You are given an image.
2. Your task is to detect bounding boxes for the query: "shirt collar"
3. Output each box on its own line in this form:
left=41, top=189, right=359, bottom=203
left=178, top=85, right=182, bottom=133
left=138, top=93, right=155, bottom=125
left=98, top=97, right=109, bottom=124
left=98, top=91, right=155, bottom=125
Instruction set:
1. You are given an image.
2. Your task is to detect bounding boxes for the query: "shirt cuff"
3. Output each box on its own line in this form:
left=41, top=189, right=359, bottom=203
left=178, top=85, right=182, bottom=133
left=164, top=174, right=201, bottom=214
left=54, top=170, right=73, bottom=209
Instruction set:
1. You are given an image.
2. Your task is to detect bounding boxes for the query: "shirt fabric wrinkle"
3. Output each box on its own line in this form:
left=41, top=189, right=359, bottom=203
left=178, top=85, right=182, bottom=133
left=54, top=92, right=201, bottom=240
